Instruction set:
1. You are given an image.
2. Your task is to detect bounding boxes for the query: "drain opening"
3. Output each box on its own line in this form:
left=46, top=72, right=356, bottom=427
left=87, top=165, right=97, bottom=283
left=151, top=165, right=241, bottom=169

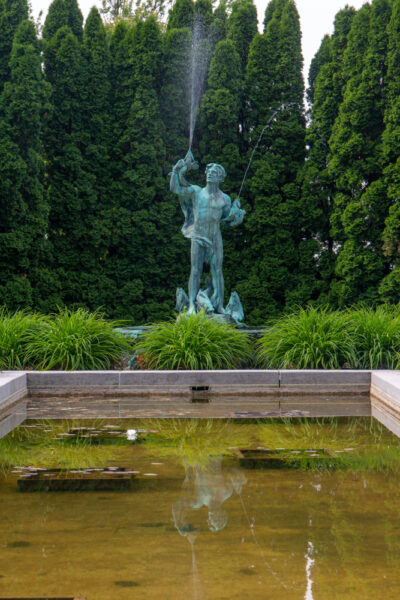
left=190, top=385, right=211, bottom=403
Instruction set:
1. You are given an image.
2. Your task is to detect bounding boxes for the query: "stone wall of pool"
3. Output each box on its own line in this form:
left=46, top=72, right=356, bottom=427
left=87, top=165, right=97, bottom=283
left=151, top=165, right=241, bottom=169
left=0, top=372, right=27, bottom=438
left=0, top=369, right=399, bottom=437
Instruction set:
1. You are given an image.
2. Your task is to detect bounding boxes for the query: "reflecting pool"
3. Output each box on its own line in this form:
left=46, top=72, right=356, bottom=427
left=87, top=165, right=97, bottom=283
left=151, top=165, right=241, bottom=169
left=1, top=418, right=400, bottom=599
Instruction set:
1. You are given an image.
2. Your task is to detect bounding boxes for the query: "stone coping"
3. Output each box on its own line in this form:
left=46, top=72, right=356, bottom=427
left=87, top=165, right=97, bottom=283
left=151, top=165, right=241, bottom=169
left=371, top=371, right=400, bottom=438
left=23, top=369, right=371, bottom=386
left=0, top=372, right=27, bottom=409
left=0, top=372, right=27, bottom=438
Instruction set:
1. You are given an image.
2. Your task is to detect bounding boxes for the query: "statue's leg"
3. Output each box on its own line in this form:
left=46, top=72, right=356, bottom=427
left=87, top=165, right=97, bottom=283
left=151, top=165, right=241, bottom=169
left=210, top=235, right=224, bottom=313
left=188, top=241, right=204, bottom=314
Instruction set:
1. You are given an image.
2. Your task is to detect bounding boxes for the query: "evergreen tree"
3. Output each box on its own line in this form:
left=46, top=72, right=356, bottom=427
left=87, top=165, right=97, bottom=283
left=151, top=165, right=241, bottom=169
left=42, top=0, right=66, bottom=40
left=108, top=85, right=168, bottom=320
left=379, top=0, right=400, bottom=301
left=263, top=0, right=286, bottom=29
left=159, top=25, right=192, bottom=310
left=238, top=0, right=306, bottom=323
left=106, top=22, right=139, bottom=317
left=0, top=0, right=28, bottom=88
left=0, top=19, right=50, bottom=308
left=209, top=2, right=227, bottom=47
left=299, top=6, right=356, bottom=305
left=42, top=0, right=83, bottom=41
left=227, top=0, right=257, bottom=70
left=308, top=7, right=356, bottom=149
left=167, top=0, right=194, bottom=30
left=65, top=0, right=83, bottom=40
left=108, top=17, right=160, bottom=207
left=104, top=17, right=177, bottom=320
left=107, top=21, right=137, bottom=228
left=74, top=7, right=115, bottom=310
left=226, top=0, right=257, bottom=167
left=199, top=39, right=242, bottom=189
left=329, top=0, right=391, bottom=306
left=83, top=8, right=110, bottom=160
left=306, top=34, right=331, bottom=106
left=43, top=26, right=89, bottom=309
left=109, top=21, right=135, bottom=159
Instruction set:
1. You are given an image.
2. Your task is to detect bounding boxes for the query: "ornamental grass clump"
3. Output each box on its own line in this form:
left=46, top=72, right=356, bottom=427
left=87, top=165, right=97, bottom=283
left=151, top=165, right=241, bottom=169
left=135, top=311, right=251, bottom=370
left=257, top=306, right=355, bottom=369
left=0, top=308, right=43, bottom=369
left=26, top=308, right=132, bottom=370
left=347, top=306, right=400, bottom=369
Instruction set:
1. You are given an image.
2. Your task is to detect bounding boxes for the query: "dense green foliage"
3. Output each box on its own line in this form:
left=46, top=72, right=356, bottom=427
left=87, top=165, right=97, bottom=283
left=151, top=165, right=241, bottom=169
left=26, top=308, right=132, bottom=370
left=258, top=305, right=400, bottom=369
left=257, top=307, right=355, bottom=369
left=239, top=0, right=306, bottom=321
left=2, top=304, right=399, bottom=371
left=135, top=311, right=252, bottom=369
left=347, top=306, right=400, bottom=369
left=0, top=307, right=131, bottom=369
left=2, top=0, right=400, bottom=325
left=0, top=309, right=42, bottom=369
left=0, top=18, right=50, bottom=309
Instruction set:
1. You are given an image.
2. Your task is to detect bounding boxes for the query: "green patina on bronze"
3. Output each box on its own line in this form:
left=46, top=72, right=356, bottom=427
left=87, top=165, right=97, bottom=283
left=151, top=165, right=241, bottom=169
left=170, top=150, right=245, bottom=322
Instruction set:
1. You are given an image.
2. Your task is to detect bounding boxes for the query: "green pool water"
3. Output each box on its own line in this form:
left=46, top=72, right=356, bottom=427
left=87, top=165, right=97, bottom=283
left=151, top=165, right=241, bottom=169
left=1, top=418, right=400, bottom=599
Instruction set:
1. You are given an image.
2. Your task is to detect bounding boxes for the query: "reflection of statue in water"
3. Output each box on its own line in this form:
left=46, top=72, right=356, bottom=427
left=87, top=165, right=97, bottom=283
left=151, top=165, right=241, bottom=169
left=172, top=458, right=247, bottom=536
left=170, top=151, right=245, bottom=320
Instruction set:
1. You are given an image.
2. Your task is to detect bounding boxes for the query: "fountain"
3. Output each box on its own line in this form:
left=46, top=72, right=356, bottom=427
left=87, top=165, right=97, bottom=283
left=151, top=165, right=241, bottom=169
left=171, top=13, right=298, bottom=323
left=170, top=152, right=246, bottom=323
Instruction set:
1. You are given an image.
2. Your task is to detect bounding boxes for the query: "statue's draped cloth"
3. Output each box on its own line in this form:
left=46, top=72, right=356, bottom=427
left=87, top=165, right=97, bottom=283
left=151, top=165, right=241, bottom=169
left=180, top=196, right=214, bottom=259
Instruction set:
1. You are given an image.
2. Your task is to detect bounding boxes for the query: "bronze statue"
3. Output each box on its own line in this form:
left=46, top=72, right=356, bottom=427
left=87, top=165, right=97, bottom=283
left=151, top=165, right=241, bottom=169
left=170, top=150, right=245, bottom=317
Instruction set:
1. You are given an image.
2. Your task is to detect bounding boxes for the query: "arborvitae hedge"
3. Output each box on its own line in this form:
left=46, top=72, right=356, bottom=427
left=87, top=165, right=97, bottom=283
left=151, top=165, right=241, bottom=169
left=2, top=0, right=400, bottom=324
left=0, top=18, right=50, bottom=309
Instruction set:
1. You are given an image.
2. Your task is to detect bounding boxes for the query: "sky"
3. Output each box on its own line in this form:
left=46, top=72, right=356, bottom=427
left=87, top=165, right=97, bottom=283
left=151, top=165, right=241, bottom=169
left=30, top=0, right=367, bottom=82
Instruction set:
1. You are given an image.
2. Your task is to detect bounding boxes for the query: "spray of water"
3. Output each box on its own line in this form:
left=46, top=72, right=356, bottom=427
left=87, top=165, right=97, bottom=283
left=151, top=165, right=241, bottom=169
left=189, top=17, right=212, bottom=149
left=237, top=103, right=297, bottom=199
left=238, top=490, right=293, bottom=591
left=188, top=532, right=203, bottom=600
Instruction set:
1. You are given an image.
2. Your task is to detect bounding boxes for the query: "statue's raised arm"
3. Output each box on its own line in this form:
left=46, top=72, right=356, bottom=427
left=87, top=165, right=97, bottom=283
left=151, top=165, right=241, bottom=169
left=221, top=197, right=245, bottom=228
left=169, top=150, right=199, bottom=198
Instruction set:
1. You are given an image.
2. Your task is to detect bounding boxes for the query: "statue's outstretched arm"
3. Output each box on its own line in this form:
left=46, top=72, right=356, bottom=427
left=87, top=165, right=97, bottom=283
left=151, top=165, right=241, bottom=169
left=222, top=197, right=246, bottom=227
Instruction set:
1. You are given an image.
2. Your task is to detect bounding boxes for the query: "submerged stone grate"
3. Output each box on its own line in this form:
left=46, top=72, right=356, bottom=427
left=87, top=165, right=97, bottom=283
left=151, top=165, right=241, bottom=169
left=17, top=467, right=136, bottom=492
left=235, top=447, right=341, bottom=469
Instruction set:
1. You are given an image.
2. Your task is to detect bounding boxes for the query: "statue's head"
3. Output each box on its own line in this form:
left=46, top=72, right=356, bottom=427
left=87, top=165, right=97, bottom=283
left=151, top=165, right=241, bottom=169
left=205, top=163, right=226, bottom=184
